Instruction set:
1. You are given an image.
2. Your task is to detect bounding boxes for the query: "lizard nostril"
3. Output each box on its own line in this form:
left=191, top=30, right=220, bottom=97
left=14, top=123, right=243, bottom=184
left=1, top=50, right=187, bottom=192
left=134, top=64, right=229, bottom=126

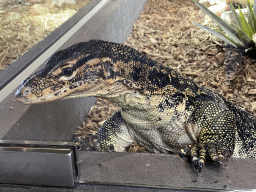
left=16, top=86, right=31, bottom=97
left=23, top=89, right=30, bottom=96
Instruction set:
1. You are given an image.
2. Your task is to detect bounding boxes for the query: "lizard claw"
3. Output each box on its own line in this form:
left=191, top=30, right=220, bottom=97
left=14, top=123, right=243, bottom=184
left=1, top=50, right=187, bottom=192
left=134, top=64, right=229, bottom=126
left=197, top=161, right=204, bottom=173
left=180, top=143, right=230, bottom=172
left=192, top=157, right=198, bottom=168
left=179, top=145, right=205, bottom=172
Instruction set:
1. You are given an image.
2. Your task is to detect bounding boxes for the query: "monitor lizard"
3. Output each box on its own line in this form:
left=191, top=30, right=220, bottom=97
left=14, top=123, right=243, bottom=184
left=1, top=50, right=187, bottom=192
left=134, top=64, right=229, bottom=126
left=15, top=39, right=256, bottom=172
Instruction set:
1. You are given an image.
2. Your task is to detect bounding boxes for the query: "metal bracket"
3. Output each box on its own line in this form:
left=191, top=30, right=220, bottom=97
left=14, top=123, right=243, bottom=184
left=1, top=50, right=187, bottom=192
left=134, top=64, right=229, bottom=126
left=0, top=140, right=78, bottom=187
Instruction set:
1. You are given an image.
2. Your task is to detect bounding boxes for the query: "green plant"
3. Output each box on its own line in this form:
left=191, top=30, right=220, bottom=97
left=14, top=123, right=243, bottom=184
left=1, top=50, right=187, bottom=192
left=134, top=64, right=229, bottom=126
left=192, top=0, right=256, bottom=50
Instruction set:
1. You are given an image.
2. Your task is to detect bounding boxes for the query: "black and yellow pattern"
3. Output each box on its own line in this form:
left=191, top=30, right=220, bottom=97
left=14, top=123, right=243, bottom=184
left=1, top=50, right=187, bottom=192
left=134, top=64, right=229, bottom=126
left=16, top=40, right=256, bottom=172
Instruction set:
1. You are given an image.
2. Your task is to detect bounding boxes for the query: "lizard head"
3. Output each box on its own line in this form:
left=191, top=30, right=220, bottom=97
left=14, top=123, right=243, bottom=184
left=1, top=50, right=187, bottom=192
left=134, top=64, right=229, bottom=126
left=15, top=41, right=123, bottom=104
left=16, top=39, right=199, bottom=104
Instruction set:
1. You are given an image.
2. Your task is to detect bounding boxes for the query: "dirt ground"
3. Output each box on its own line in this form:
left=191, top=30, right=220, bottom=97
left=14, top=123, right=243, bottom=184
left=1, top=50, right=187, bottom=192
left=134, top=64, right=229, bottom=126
left=0, top=0, right=90, bottom=72
left=74, top=0, right=256, bottom=152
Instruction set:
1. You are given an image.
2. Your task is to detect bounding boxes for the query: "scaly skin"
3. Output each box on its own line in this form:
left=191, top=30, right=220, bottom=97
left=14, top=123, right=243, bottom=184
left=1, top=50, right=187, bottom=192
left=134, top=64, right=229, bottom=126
left=16, top=40, right=256, bottom=172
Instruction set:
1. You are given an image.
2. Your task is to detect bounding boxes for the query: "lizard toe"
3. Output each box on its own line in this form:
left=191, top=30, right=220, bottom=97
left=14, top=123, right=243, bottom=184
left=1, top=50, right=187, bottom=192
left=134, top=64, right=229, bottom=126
left=186, top=143, right=207, bottom=172
left=208, top=145, right=230, bottom=164
left=73, top=135, right=102, bottom=151
left=106, top=144, right=115, bottom=152
left=73, top=136, right=93, bottom=151
left=89, top=135, right=101, bottom=151
left=179, top=147, right=190, bottom=157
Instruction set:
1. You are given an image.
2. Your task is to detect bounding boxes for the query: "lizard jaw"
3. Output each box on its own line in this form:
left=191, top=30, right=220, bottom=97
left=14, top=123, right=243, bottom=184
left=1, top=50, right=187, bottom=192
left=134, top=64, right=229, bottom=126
left=15, top=85, right=69, bottom=104
left=15, top=79, right=98, bottom=104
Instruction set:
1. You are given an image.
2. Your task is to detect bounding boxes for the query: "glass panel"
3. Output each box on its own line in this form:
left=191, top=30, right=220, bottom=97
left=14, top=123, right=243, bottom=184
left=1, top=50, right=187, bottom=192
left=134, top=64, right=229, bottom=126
left=0, top=0, right=92, bottom=73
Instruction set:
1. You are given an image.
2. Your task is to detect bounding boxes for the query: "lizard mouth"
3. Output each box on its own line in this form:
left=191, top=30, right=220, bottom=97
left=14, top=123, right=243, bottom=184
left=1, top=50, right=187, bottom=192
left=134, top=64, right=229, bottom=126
left=15, top=77, right=102, bottom=104
left=15, top=79, right=93, bottom=104
left=15, top=85, right=71, bottom=104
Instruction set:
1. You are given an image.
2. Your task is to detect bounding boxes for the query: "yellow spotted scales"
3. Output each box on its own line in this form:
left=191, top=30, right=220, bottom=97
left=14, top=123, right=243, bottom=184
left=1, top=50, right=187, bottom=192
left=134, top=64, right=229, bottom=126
left=16, top=40, right=256, bottom=172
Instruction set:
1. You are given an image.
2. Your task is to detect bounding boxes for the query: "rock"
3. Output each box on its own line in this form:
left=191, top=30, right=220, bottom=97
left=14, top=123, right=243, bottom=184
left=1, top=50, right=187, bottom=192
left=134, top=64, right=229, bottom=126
left=203, top=2, right=228, bottom=23
left=253, top=33, right=256, bottom=44
left=221, top=8, right=248, bottom=25
left=208, top=2, right=229, bottom=16
left=199, top=0, right=226, bottom=6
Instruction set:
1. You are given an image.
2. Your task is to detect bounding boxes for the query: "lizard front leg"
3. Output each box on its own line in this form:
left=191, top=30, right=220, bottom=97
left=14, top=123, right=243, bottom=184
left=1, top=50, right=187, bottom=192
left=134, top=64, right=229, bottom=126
left=77, top=110, right=135, bottom=152
left=97, top=110, right=135, bottom=152
left=180, top=110, right=236, bottom=172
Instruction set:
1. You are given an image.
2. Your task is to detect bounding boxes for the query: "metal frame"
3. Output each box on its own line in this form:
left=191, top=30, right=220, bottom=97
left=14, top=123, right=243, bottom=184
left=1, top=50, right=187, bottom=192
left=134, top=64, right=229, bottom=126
left=0, top=0, right=255, bottom=191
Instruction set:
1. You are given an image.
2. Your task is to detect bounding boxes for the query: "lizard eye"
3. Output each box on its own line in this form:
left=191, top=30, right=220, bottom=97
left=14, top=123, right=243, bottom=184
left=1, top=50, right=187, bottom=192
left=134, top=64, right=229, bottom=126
left=59, top=67, right=77, bottom=81
left=62, top=67, right=73, bottom=76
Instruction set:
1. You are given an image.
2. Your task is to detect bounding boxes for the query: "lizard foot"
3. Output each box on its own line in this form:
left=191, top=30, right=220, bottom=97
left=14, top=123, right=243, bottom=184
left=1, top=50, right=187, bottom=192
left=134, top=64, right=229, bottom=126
left=73, top=135, right=101, bottom=151
left=179, top=144, right=230, bottom=173
left=179, top=110, right=236, bottom=172
left=73, top=135, right=115, bottom=152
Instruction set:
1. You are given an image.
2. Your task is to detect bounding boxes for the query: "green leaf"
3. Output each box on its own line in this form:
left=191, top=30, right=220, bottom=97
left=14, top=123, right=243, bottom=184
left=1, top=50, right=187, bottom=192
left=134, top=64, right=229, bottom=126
left=192, top=0, right=245, bottom=47
left=229, top=3, right=242, bottom=29
left=247, top=0, right=256, bottom=33
left=253, top=0, right=256, bottom=16
left=228, top=1, right=253, bottom=46
left=236, top=27, right=253, bottom=47
left=194, top=23, right=243, bottom=48
left=239, top=6, right=254, bottom=37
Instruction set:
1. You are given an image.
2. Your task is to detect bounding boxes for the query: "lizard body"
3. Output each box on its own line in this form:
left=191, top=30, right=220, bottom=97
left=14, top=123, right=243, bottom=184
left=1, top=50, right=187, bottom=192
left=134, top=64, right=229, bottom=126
left=16, top=40, right=256, bottom=171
